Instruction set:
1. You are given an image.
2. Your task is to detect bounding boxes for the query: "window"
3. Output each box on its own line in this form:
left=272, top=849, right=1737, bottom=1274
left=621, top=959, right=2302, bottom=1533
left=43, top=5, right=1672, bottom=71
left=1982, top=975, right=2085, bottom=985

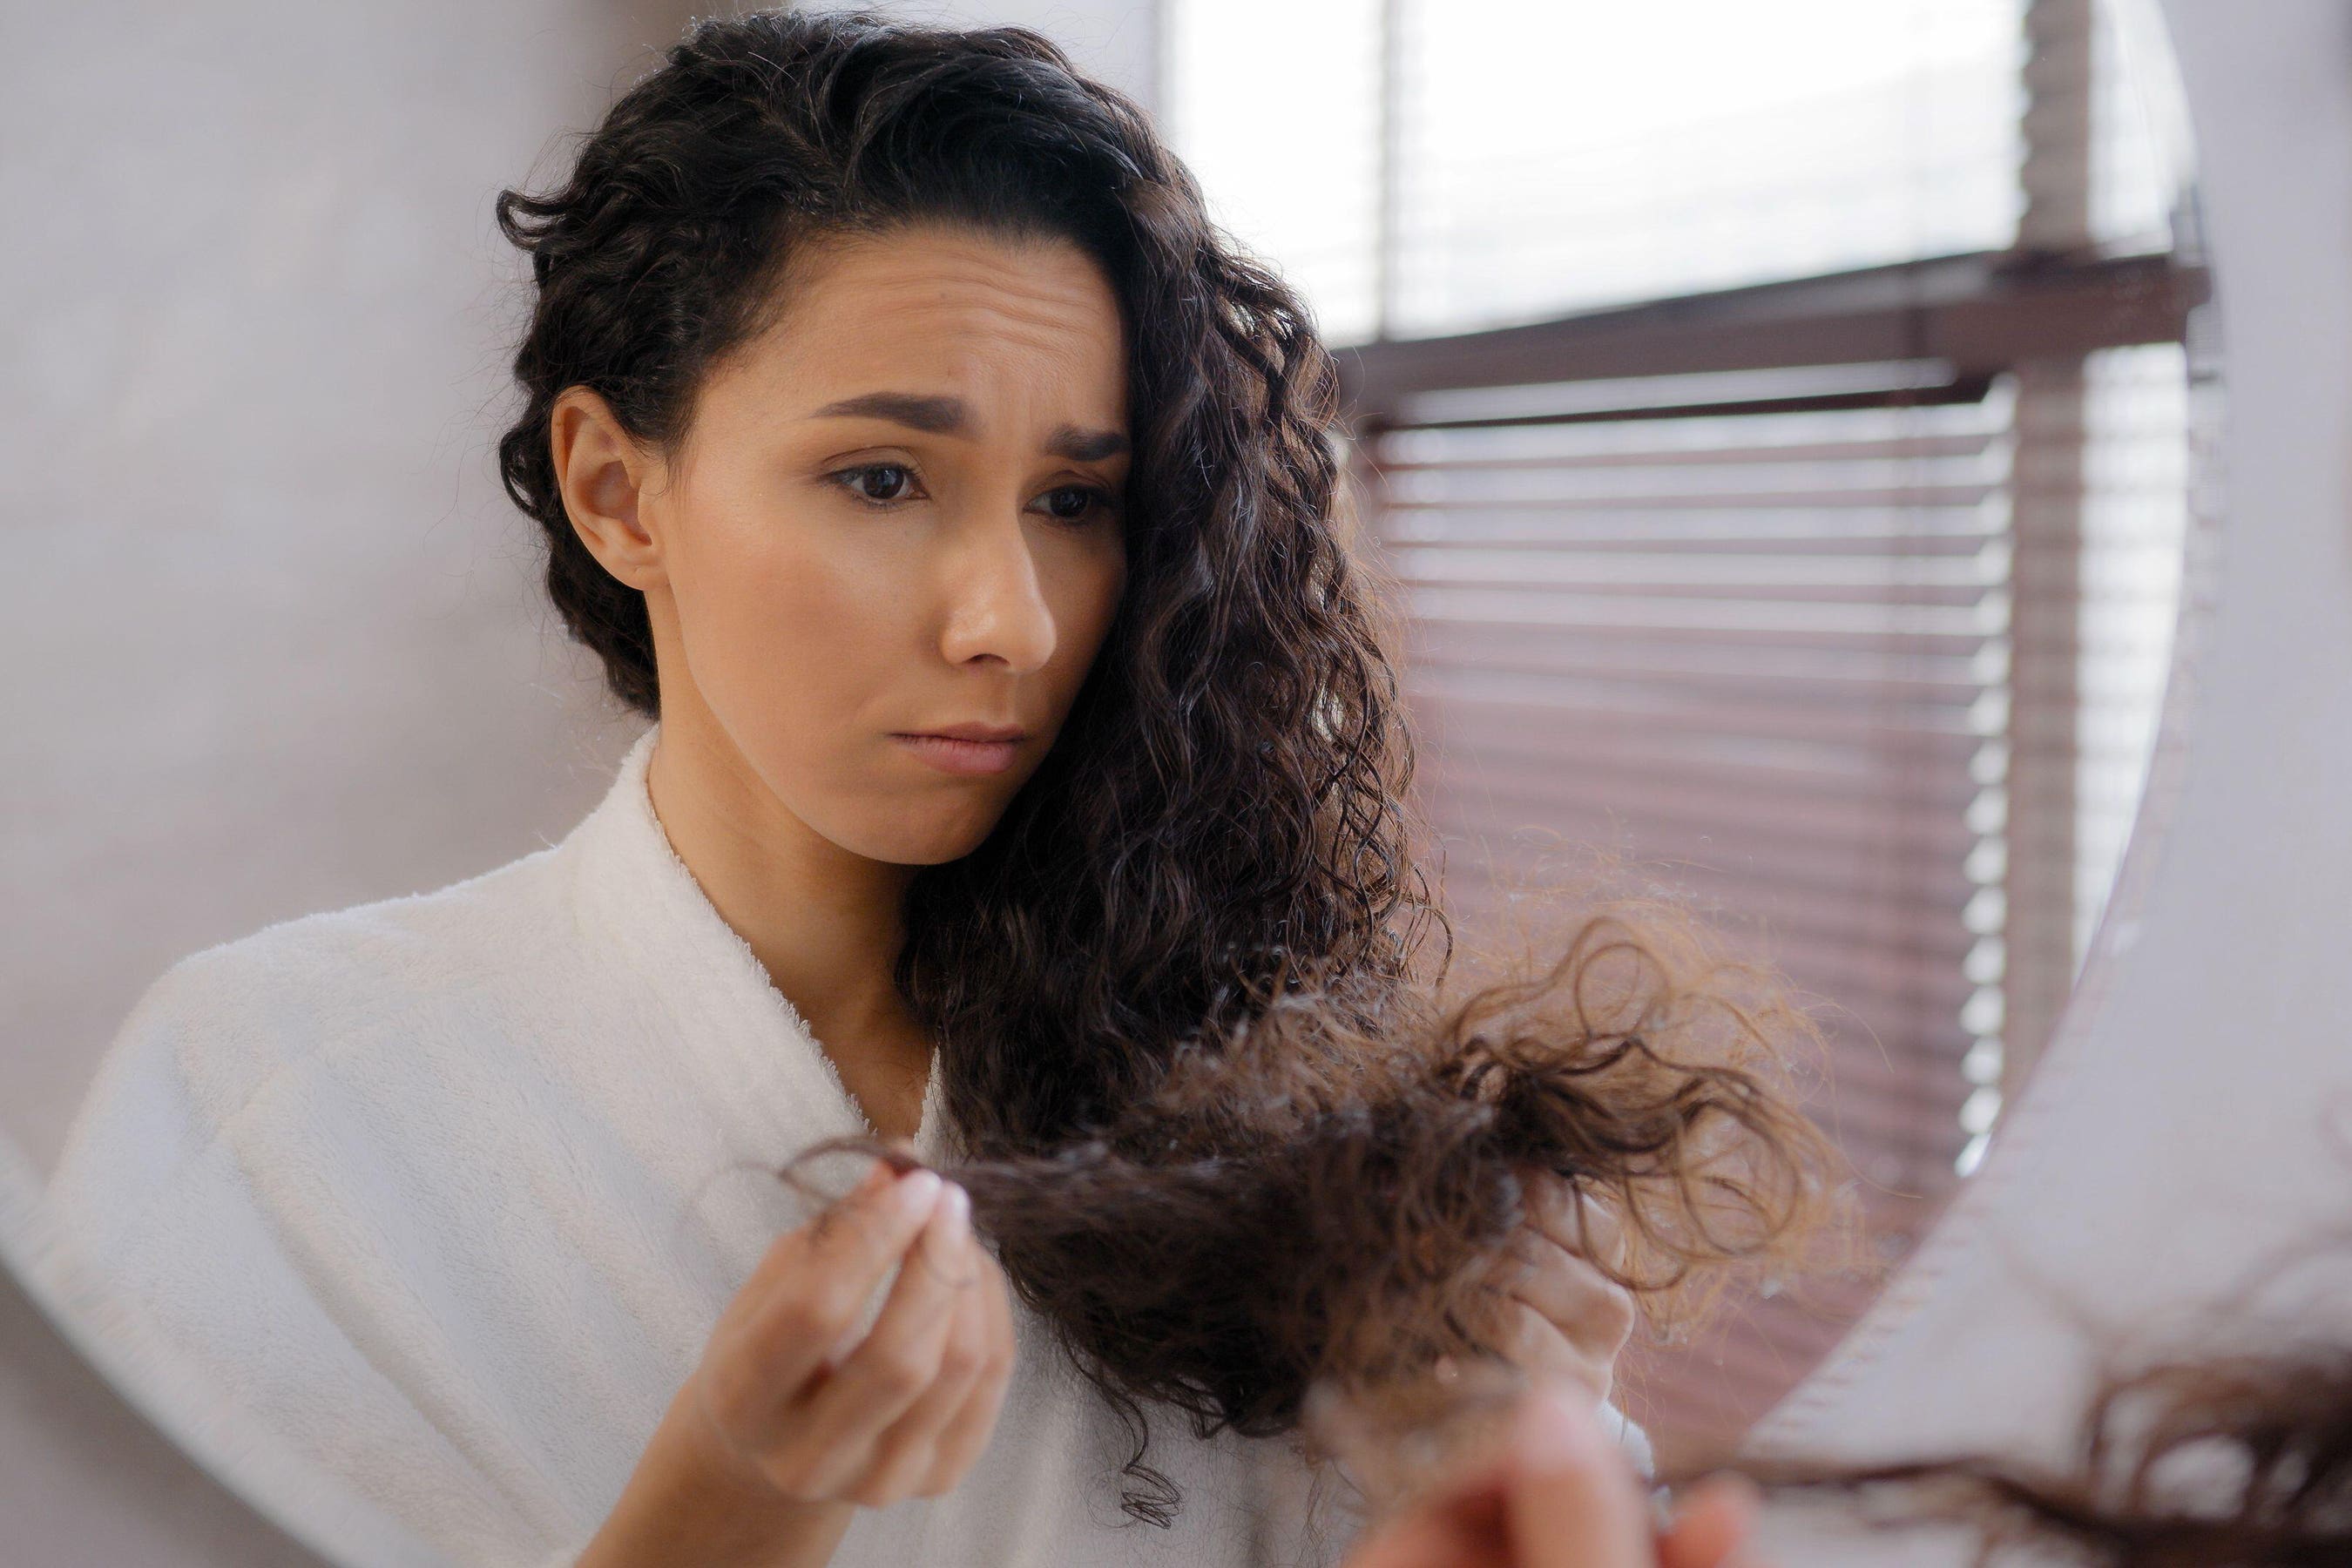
left=1166, top=0, right=2210, bottom=1456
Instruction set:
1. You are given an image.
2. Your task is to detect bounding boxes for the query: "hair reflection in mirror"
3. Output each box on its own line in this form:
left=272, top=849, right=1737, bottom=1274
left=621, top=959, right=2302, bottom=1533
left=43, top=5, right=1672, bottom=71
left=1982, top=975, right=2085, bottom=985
left=1739, top=1337, right=2352, bottom=1568
left=492, top=7, right=1845, bottom=1524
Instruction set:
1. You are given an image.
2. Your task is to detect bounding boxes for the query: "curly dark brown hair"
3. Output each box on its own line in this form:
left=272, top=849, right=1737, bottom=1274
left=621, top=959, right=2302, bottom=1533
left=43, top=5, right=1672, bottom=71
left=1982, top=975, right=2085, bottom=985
left=1740, top=1338, right=2352, bottom=1567
left=493, top=6, right=1842, bottom=1525
left=823, top=902, right=1841, bottom=1523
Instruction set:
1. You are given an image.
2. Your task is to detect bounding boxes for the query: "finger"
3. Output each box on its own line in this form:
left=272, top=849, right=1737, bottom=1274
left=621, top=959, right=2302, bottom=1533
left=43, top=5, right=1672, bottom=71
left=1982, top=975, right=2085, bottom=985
left=1505, top=1242, right=1638, bottom=1362
left=713, top=1158, right=896, bottom=1337
left=800, top=1165, right=951, bottom=1370
left=1336, top=1449, right=1516, bottom=1568
left=1579, top=1192, right=1629, bottom=1275
left=1505, top=1307, right=1618, bottom=1401
left=917, top=1245, right=1018, bottom=1493
left=703, top=1167, right=943, bottom=1446
left=804, top=1164, right=945, bottom=1281
left=789, top=1176, right=972, bottom=1494
left=1340, top=1488, right=1511, bottom=1568
left=1500, top=1382, right=1653, bottom=1568
left=853, top=1214, right=998, bottom=1504
left=779, top=1163, right=943, bottom=1339
left=1526, top=1178, right=1629, bottom=1278
left=1494, top=1299, right=1616, bottom=1405
left=865, top=1288, right=992, bottom=1504
left=1659, top=1474, right=1762, bottom=1568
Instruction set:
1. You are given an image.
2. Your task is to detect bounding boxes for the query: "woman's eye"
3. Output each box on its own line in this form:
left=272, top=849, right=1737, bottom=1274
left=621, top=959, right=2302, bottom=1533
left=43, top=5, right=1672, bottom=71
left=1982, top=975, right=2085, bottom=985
left=830, top=467, right=1114, bottom=522
left=1038, top=484, right=1119, bottom=524
left=835, top=463, right=918, bottom=504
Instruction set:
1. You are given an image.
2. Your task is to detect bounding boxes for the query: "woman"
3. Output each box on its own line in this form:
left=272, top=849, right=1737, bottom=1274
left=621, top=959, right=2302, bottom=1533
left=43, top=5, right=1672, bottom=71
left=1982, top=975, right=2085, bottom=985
left=45, top=10, right=1692, bottom=1567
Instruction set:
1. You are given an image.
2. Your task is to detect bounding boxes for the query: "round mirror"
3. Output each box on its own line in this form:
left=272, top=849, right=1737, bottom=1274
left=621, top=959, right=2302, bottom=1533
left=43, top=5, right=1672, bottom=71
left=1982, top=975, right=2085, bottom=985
left=0, top=0, right=2238, bottom=1560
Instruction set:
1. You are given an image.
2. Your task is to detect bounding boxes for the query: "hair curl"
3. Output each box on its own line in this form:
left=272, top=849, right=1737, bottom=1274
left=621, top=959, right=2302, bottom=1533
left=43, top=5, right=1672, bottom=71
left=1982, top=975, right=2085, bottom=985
left=808, top=902, right=1839, bottom=1521
left=495, top=7, right=1843, bottom=1524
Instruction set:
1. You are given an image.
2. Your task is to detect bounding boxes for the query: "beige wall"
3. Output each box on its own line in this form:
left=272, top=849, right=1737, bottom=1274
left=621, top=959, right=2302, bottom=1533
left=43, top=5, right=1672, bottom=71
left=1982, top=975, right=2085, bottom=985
left=0, top=0, right=1155, bottom=1178
left=0, top=3, right=1148, bottom=1562
left=0, top=0, right=690, bottom=1173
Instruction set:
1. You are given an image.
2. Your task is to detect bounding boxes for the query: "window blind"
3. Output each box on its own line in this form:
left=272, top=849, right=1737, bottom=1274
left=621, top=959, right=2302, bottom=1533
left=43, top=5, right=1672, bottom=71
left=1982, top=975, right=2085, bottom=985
left=1356, top=369, right=2014, bottom=1450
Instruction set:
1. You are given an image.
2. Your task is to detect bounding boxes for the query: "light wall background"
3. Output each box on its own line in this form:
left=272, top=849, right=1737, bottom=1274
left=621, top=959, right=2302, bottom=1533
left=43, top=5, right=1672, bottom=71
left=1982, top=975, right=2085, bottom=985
left=0, top=3, right=1149, bottom=1563
left=0, top=0, right=1155, bottom=1179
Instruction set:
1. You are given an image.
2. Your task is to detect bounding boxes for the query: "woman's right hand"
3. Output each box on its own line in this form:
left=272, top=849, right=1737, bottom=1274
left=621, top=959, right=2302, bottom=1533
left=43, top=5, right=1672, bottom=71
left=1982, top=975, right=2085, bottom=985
left=577, top=1160, right=1017, bottom=1568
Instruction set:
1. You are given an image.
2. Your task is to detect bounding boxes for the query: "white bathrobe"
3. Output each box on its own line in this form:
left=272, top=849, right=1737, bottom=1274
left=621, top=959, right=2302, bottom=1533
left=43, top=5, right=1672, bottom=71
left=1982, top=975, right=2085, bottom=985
left=47, top=720, right=1644, bottom=1568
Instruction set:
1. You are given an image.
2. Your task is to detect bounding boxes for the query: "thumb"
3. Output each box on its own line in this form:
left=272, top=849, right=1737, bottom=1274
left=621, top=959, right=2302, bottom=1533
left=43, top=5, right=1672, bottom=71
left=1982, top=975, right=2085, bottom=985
left=1503, top=1383, right=1653, bottom=1568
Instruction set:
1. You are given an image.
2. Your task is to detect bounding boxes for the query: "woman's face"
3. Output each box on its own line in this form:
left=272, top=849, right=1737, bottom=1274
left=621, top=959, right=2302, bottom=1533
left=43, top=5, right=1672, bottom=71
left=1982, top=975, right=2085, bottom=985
left=562, top=220, right=1132, bottom=866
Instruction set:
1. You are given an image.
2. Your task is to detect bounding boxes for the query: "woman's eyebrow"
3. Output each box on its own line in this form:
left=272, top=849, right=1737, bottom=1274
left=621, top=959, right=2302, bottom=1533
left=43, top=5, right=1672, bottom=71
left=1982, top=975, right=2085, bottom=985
left=808, top=390, right=1130, bottom=462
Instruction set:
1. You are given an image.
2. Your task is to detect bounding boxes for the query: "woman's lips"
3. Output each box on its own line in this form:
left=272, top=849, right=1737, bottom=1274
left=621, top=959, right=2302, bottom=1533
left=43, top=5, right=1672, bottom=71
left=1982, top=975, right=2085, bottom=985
left=890, top=733, right=1022, bottom=776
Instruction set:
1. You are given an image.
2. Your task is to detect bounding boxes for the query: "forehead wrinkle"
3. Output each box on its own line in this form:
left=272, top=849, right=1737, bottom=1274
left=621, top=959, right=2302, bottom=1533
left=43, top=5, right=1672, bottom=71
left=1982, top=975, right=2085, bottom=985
left=810, top=235, right=1122, bottom=357
left=719, top=234, right=1129, bottom=448
left=868, top=290, right=1118, bottom=377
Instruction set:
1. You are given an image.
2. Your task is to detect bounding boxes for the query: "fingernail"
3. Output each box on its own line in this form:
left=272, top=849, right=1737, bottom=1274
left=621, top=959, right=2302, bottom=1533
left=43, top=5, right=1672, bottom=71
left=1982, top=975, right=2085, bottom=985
left=1511, top=1382, right=1604, bottom=1470
left=940, top=1181, right=971, bottom=1240
left=896, top=1168, right=943, bottom=1216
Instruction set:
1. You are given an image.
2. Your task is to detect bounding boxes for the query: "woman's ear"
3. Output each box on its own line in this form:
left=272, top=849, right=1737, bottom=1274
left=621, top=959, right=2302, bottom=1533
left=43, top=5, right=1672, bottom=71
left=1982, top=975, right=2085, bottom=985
left=551, top=385, right=667, bottom=591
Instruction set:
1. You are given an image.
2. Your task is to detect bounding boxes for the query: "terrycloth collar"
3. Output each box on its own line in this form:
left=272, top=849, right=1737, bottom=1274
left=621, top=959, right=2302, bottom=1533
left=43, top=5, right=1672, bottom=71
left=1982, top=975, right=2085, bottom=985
left=558, top=721, right=952, bottom=1166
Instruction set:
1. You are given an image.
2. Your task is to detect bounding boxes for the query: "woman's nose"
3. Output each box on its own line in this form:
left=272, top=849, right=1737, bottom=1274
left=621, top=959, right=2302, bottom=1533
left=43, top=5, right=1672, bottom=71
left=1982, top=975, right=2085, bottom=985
left=936, top=504, right=1058, bottom=674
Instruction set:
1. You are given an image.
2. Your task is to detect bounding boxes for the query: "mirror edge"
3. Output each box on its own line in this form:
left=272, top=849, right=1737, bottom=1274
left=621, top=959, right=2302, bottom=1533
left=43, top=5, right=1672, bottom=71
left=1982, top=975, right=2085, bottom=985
left=1740, top=10, right=2231, bottom=1450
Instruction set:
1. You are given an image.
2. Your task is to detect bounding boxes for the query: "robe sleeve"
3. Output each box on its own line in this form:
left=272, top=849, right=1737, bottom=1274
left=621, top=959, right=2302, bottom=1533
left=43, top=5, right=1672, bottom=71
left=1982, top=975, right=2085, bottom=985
left=47, top=950, right=593, bottom=1568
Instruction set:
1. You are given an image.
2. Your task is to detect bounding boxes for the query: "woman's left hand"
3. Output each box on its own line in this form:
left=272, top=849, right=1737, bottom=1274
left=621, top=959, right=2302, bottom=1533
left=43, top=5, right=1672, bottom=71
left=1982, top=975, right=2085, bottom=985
left=1338, top=1381, right=1761, bottom=1568
left=1490, top=1176, right=1637, bottom=1406
left=1310, top=1177, right=1640, bottom=1523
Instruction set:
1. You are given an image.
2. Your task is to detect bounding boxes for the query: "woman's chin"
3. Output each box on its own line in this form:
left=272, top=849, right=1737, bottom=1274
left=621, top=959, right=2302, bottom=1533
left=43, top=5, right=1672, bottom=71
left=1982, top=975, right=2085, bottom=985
left=847, top=813, right=1006, bottom=868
